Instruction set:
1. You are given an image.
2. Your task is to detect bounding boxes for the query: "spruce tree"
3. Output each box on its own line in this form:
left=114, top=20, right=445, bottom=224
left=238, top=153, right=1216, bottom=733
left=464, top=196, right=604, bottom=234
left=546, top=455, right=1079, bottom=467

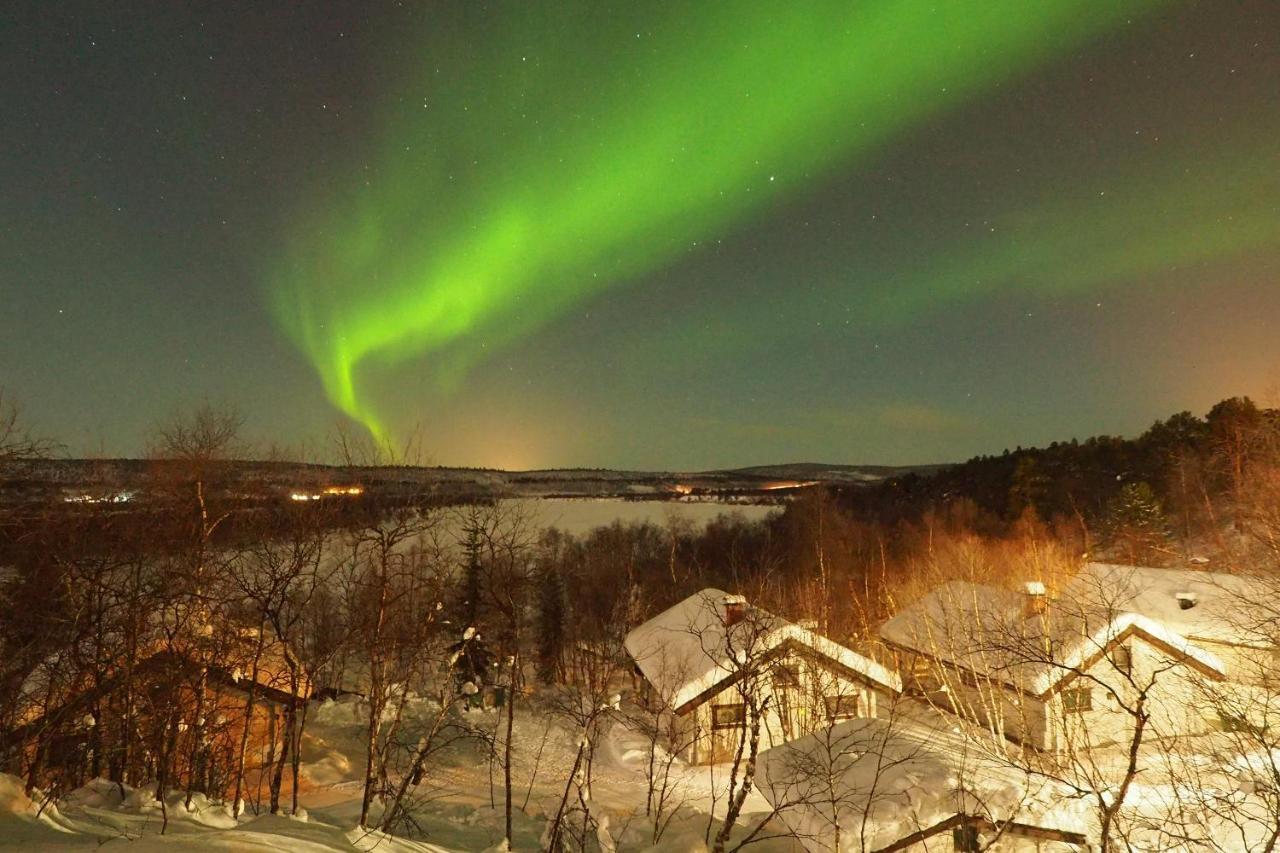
left=460, top=519, right=483, bottom=629
left=535, top=567, right=566, bottom=685
left=1105, top=481, right=1170, bottom=564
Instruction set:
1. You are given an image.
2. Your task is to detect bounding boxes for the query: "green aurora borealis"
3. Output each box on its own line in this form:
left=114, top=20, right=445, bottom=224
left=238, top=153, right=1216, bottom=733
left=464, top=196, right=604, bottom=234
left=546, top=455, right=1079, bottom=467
left=270, top=1, right=1178, bottom=444
left=7, top=1, right=1280, bottom=466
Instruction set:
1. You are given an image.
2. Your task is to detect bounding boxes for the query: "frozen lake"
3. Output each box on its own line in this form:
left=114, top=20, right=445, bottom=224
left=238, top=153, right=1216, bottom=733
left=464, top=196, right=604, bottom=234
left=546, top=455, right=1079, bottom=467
left=523, top=497, right=779, bottom=535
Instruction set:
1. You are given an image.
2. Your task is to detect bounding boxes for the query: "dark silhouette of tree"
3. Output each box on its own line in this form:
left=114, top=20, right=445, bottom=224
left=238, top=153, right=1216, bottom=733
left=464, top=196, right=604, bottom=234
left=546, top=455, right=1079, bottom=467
left=535, top=565, right=567, bottom=685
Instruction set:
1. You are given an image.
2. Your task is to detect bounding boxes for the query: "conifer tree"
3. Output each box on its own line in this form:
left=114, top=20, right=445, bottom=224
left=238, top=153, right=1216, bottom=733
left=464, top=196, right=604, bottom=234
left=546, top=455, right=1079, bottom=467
left=1105, top=481, right=1170, bottom=564
left=460, top=516, right=483, bottom=628
left=535, top=566, right=567, bottom=685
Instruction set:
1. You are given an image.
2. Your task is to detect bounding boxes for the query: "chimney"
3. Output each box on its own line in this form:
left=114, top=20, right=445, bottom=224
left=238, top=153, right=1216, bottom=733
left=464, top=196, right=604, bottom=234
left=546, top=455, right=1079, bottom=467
left=1023, top=581, right=1048, bottom=618
left=722, top=594, right=747, bottom=627
left=1176, top=592, right=1198, bottom=611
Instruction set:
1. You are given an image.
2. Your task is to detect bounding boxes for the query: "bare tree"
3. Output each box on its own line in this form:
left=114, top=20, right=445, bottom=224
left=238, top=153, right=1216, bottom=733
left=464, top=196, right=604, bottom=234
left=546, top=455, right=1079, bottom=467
left=147, top=403, right=245, bottom=812
left=378, top=624, right=486, bottom=835
left=544, top=680, right=622, bottom=852
left=227, top=505, right=334, bottom=816
left=1151, top=503, right=1280, bottom=852
left=472, top=500, right=539, bottom=847
left=641, top=600, right=787, bottom=853
left=0, top=388, right=58, bottom=464
left=343, top=504, right=444, bottom=829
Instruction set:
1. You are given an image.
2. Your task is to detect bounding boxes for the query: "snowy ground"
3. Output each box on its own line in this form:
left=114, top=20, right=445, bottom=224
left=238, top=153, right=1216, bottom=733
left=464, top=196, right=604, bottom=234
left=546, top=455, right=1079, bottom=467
left=8, top=691, right=1274, bottom=851
left=0, top=693, right=802, bottom=852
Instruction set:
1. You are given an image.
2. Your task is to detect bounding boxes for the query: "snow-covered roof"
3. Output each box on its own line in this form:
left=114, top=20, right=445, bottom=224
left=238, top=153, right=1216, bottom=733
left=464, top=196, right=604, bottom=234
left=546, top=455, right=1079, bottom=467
left=880, top=577, right=1226, bottom=696
left=624, top=589, right=900, bottom=711
left=1069, top=563, right=1274, bottom=648
left=756, top=707, right=1093, bottom=851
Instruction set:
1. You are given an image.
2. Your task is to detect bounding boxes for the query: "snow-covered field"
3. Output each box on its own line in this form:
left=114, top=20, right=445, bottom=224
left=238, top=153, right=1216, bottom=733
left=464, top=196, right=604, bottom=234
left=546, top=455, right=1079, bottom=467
left=8, top=691, right=1280, bottom=851
left=0, top=693, right=801, bottom=852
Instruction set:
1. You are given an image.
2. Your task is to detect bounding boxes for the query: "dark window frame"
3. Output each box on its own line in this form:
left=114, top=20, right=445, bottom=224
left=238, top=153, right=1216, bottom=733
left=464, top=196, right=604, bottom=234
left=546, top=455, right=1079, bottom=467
left=824, top=693, right=862, bottom=720
left=1112, top=644, right=1133, bottom=676
left=711, top=703, right=746, bottom=729
left=1062, top=687, right=1093, bottom=713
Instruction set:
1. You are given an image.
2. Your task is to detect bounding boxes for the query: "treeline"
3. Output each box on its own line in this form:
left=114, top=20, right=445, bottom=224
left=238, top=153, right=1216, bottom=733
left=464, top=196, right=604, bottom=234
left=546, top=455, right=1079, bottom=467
left=844, top=396, right=1278, bottom=531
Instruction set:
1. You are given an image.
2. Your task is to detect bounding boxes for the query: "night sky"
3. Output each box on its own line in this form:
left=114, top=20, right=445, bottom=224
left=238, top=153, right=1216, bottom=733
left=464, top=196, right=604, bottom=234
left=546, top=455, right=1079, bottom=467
left=5, top=1, right=1278, bottom=469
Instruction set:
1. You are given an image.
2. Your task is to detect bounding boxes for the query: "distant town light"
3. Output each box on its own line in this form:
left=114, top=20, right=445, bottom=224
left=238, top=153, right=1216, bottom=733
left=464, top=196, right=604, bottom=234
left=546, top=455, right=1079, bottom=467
left=290, top=485, right=364, bottom=501
left=63, top=490, right=135, bottom=504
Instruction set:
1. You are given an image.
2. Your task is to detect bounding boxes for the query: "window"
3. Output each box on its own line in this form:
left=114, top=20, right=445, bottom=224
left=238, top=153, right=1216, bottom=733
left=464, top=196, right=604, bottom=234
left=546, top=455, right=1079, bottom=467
left=1062, top=687, right=1092, bottom=713
left=1112, top=644, right=1133, bottom=676
left=712, top=703, right=746, bottom=729
left=824, top=694, right=862, bottom=720
left=773, top=662, right=801, bottom=689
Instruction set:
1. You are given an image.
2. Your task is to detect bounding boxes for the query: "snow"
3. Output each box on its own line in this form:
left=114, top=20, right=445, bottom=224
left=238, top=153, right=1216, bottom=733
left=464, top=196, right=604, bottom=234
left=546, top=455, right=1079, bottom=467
left=755, top=706, right=1092, bottom=852
left=0, top=691, right=805, bottom=851
left=880, top=576, right=1226, bottom=696
left=625, top=589, right=899, bottom=711
left=0, top=772, right=455, bottom=852
left=1, top=656, right=1273, bottom=850
left=1049, top=611, right=1227, bottom=691
left=1072, top=562, right=1273, bottom=647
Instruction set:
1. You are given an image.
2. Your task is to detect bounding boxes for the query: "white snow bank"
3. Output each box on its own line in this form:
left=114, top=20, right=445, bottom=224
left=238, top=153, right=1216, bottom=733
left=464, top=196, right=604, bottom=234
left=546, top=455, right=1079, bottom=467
left=756, top=715, right=1093, bottom=852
